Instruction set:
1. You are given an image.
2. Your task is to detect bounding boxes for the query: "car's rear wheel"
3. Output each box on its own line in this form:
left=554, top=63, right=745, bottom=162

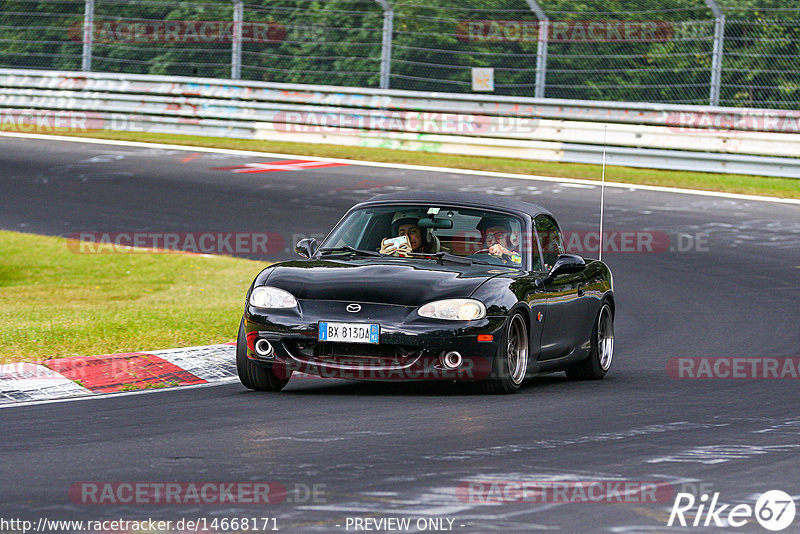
left=566, top=301, right=614, bottom=380
left=236, top=320, right=291, bottom=391
left=483, top=312, right=529, bottom=394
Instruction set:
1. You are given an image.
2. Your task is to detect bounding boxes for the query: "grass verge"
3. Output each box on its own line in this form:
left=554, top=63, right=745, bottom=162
left=15, top=129, right=800, bottom=199
left=0, top=230, right=263, bottom=364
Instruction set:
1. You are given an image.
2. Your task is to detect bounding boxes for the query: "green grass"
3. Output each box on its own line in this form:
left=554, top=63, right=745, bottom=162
left=119, top=381, right=180, bottom=391
left=28, top=129, right=800, bottom=199
left=0, top=230, right=264, bottom=364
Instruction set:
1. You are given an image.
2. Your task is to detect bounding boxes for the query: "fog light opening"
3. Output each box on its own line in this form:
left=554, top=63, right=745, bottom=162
left=441, top=350, right=462, bottom=370
left=254, top=338, right=274, bottom=358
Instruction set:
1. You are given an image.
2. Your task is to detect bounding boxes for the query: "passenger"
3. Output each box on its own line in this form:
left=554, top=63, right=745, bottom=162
left=380, top=211, right=441, bottom=255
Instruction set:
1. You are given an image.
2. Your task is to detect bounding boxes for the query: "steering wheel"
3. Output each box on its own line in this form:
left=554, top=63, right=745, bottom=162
left=471, top=248, right=514, bottom=265
left=470, top=248, right=503, bottom=261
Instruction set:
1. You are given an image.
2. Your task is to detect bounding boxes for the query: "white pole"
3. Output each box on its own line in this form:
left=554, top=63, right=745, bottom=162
left=599, top=126, right=607, bottom=262
left=232, top=0, right=243, bottom=80
left=375, top=0, right=393, bottom=89
left=705, top=0, right=725, bottom=106
left=525, top=0, right=548, bottom=98
left=82, top=0, right=94, bottom=72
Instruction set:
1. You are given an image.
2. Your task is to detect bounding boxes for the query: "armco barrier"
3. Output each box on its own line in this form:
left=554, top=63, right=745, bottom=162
left=1, top=69, right=799, bottom=178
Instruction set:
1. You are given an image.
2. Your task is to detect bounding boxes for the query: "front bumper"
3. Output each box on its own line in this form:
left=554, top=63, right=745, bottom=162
left=243, top=300, right=506, bottom=381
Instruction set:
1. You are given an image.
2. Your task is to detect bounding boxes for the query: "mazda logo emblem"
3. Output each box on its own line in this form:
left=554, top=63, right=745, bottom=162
left=346, top=304, right=361, bottom=313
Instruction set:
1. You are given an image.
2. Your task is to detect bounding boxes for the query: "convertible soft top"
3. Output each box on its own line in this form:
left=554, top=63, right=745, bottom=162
left=364, top=191, right=553, bottom=219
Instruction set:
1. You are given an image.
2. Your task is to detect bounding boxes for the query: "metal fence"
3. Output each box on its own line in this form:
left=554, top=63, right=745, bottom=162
left=4, top=68, right=800, bottom=178
left=0, top=0, right=798, bottom=109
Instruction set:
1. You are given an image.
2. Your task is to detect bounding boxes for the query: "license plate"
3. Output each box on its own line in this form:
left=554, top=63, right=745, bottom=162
left=318, top=322, right=380, bottom=344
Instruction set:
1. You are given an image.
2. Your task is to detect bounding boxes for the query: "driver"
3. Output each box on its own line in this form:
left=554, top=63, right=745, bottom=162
left=476, top=217, right=521, bottom=264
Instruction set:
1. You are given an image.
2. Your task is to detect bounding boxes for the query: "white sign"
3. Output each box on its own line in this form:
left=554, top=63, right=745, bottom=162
left=472, top=68, right=494, bottom=92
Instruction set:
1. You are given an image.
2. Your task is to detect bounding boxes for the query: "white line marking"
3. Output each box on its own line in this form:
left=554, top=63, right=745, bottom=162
left=2, top=132, right=799, bottom=205
left=0, top=376, right=240, bottom=409
left=557, top=182, right=596, bottom=189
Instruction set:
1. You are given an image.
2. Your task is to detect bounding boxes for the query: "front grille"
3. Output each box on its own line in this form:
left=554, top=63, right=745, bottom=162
left=285, top=340, right=421, bottom=368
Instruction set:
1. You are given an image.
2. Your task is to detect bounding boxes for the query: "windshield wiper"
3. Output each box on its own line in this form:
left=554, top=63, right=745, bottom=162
left=317, top=246, right=383, bottom=258
left=406, top=251, right=489, bottom=265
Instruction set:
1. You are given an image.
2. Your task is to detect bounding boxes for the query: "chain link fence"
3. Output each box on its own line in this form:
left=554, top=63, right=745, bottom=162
left=1, top=0, right=798, bottom=109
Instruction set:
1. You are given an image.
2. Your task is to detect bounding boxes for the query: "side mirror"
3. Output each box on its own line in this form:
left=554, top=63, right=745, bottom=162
left=295, top=238, right=317, bottom=258
left=548, top=254, right=586, bottom=277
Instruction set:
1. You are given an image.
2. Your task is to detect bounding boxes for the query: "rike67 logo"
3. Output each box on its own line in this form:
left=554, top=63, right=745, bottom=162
left=668, top=490, right=796, bottom=531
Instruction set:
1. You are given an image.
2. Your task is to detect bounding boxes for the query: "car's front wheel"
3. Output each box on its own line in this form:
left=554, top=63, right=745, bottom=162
left=566, top=301, right=614, bottom=380
left=483, top=312, right=529, bottom=394
left=236, top=320, right=291, bottom=391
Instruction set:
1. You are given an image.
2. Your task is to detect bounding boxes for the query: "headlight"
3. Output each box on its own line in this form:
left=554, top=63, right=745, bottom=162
left=418, top=299, right=486, bottom=321
left=249, top=286, right=297, bottom=309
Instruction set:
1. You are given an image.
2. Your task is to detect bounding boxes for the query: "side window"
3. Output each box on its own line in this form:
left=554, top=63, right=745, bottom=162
left=534, top=215, right=564, bottom=271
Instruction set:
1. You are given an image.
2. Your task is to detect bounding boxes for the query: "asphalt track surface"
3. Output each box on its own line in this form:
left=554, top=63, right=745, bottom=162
left=1, top=136, right=799, bottom=533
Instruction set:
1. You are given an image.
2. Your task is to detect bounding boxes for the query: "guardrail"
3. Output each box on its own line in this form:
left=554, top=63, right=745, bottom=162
left=1, top=69, right=799, bottom=178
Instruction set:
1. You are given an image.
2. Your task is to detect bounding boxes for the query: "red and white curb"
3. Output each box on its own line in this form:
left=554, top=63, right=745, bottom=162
left=0, top=343, right=237, bottom=405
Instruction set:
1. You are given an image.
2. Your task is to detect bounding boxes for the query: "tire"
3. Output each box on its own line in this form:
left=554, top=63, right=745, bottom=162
left=566, top=301, right=614, bottom=381
left=483, top=312, right=529, bottom=394
left=236, top=320, right=291, bottom=391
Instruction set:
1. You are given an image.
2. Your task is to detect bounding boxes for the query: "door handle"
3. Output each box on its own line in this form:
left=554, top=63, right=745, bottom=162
left=577, top=283, right=585, bottom=297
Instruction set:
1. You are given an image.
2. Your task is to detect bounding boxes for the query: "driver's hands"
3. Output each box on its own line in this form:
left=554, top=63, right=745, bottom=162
left=488, top=244, right=511, bottom=257
left=380, top=238, right=413, bottom=256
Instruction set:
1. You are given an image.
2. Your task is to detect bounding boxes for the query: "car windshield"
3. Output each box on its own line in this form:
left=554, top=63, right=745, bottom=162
left=318, top=204, right=527, bottom=269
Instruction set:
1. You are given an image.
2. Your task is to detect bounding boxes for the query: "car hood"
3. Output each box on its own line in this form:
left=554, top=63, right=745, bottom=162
left=259, top=258, right=502, bottom=307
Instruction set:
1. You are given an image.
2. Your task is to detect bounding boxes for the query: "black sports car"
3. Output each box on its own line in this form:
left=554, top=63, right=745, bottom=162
left=238, top=192, right=614, bottom=394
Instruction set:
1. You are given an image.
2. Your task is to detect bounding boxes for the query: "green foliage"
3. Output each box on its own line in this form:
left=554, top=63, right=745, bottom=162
left=0, top=0, right=798, bottom=107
